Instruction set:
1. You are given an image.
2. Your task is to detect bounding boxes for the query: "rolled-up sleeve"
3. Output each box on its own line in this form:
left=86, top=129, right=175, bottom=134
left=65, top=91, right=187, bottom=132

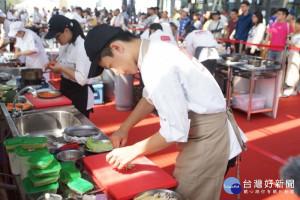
left=74, top=42, right=91, bottom=86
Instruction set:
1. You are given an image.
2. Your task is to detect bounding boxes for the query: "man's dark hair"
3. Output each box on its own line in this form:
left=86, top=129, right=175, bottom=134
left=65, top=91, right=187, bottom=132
left=296, top=18, right=300, bottom=24
left=241, top=1, right=250, bottom=6
left=149, top=23, right=163, bottom=31
left=100, top=31, right=137, bottom=59
left=277, top=8, right=289, bottom=16
left=253, top=11, right=263, bottom=25
left=184, top=22, right=196, bottom=35
left=231, top=8, right=239, bottom=14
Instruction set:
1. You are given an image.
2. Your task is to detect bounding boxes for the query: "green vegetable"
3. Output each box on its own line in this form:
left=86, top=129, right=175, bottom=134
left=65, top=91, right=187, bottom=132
left=2, top=90, right=16, bottom=103
left=86, top=137, right=113, bottom=152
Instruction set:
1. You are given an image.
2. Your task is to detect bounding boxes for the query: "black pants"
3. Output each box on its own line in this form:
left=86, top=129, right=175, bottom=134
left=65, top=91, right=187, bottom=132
left=60, top=76, right=92, bottom=118
left=235, top=43, right=246, bottom=53
left=201, top=59, right=217, bottom=75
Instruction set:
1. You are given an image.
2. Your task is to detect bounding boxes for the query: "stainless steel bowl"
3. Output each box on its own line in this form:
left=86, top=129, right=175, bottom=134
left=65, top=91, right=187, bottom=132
left=56, top=149, right=83, bottom=163
left=134, top=189, right=186, bottom=200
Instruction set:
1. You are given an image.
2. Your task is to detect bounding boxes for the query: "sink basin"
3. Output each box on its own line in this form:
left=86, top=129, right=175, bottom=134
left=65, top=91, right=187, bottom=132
left=12, top=106, right=96, bottom=138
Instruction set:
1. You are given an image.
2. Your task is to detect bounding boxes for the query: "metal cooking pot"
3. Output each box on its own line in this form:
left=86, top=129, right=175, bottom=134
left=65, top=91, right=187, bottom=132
left=221, top=54, right=242, bottom=62
left=248, top=58, right=264, bottom=67
left=21, top=68, right=43, bottom=81
left=0, top=72, right=12, bottom=81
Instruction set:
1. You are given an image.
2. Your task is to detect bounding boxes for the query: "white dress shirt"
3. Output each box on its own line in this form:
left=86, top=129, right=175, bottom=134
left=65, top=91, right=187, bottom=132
left=1, top=19, right=12, bottom=43
left=112, top=14, right=127, bottom=31
left=139, top=40, right=247, bottom=159
left=185, top=30, right=219, bottom=62
left=147, top=14, right=159, bottom=25
left=15, top=29, right=48, bottom=70
left=32, top=11, right=43, bottom=24
left=150, top=29, right=177, bottom=46
left=246, top=23, right=266, bottom=51
left=56, top=36, right=93, bottom=110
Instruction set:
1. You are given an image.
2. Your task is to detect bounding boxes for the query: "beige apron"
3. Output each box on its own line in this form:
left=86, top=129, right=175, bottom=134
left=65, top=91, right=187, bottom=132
left=140, top=39, right=230, bottom=200
left=174, top=111, right=230, bottom=200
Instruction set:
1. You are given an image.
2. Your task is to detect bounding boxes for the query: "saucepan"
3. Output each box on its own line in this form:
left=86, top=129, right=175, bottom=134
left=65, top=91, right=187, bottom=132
left=21, top=68, right=50, bottom=81
left=221, top=54, right=242, bottom=62
left=248, top=57, right=265, bottom=67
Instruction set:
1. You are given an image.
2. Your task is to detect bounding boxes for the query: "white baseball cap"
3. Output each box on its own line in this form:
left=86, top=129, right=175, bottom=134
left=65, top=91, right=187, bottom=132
left=183, top=8, right=189, bottom=13
left=8, top=21, right=26, bottom=37
left=0, top=10, right=6, bottom=18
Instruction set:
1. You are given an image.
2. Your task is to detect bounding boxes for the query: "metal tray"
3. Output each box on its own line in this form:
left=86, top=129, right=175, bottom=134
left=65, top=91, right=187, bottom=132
left=84, top=139, right=113, bottom=154
left=37, top=90, right=62, bottom=98
left=64, top=125, right=101, bottom=137
left=134, top=189, right=186, bottom=200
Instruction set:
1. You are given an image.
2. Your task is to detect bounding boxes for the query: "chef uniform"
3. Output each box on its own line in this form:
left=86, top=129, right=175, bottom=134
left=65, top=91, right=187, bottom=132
left=150, top=29, right=177, bottom=46
left=185, top=29, right=219, bottom=74
left=8, top=21, right=49, bottom=80
left=0, top=11, right=12, bottom=51
left=56, top=36, right=94, bottom=118
left=84, top=25, right=247, bottom=200
left=139, top=39, right=247, bottom=200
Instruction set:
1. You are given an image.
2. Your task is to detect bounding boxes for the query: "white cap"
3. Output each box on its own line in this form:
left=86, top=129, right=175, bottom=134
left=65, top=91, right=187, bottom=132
left=0, top=10, right=6, bottom=18
left=183, top=8, right=189, bottom=13
left=8, top=21, right=26, bottom=37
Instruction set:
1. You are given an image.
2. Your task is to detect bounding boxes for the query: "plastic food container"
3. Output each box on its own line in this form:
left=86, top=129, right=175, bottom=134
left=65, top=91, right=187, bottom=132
left=234, top=94, right=266, bottom=111
left=28, top=153, right=54, bottom=169
left=7, top=149, right=21, bottom=175
left=22, top=137, right=47, bottom=149
left=22, top=177, right=59, bottom=195
left=67, top=178, right=93, bottom=195
left=15, top=146, right=49, bottom=179
left=4, top=137, right=26, bottom=150
left=31, top=159, right=61, bottom=178
left=28, top=170, right=60, bottom=187
left=60, top=167, right=81, bottom=184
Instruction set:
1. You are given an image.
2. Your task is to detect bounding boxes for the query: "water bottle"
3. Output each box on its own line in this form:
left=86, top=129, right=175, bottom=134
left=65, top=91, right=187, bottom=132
left=226, top=47, right=231, bottom=54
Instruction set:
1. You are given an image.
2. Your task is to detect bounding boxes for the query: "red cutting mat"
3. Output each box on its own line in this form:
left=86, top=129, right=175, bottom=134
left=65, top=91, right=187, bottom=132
left=83, top=153, right=178, bottom=200
left=24, top=93, right=72, bottom=109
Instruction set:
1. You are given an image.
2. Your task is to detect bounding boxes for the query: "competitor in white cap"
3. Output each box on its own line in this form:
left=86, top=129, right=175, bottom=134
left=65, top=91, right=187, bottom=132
left=0, top=10, right=14, bottom=50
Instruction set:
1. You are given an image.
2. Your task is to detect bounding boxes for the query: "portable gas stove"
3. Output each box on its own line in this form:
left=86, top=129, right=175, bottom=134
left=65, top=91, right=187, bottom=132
left=16, top=78, right=50, bottom=90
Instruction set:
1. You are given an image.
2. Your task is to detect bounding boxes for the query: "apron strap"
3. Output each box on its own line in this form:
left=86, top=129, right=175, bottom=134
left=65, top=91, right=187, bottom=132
left=226, top=107, right=247, bottom=151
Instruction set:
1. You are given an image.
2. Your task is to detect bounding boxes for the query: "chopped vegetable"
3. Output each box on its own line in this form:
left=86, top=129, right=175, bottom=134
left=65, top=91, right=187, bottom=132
left=86, top=137, right=113, bottom=152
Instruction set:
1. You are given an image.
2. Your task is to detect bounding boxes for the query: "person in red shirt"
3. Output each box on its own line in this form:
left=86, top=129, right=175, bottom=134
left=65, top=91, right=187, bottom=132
left=264, top=8, right=294, bottom=62
left=224, top=8, right=239, bottom=51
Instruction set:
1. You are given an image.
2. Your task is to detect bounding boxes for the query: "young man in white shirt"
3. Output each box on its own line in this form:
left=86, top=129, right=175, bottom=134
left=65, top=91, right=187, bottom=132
left=149, top=23, right=177, bottom=46
left=8, top=21, right=49, bottom=80
left=85, top=25, right=247, bottom=200
left=0, top=10, right=14, bottom=50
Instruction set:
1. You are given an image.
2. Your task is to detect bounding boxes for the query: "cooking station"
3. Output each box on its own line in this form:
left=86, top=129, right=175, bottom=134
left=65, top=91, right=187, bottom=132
left=216, top=54, right=282, bottom=121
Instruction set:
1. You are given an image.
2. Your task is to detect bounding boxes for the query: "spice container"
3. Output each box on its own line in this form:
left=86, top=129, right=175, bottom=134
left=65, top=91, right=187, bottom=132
left=60, top=167, right=81, bottom=184
left=15, top=146, right=49, bottom=179
left=31, top=159, right=61, bottom=178
left=4, top=137, right=26, bottom=150
left=22, top=137, right=47, bottom=149
left=28, top=153, right=54, bottom=169
left=7, top=149, right=21, bottom=175
left=67, top=178, right=93, bottom=195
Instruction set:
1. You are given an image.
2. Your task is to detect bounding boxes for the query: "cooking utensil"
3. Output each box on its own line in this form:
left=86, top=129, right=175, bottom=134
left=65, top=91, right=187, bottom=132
left=0, top=72, right=12, bottom=81
left=83, top=153, right=178, bottom=200
left=21, top=68, right=43, bottom=81
left=248, top=57, right=264, bottom=67
left=134, top=189, right=186, bottom=200
left=37, top=90, right=62, bottom=99
left=56, top=149, right=83, bottom=163
left=221, top=54, right=242, bottom=62
left=64, top=126, right=101, bottom=137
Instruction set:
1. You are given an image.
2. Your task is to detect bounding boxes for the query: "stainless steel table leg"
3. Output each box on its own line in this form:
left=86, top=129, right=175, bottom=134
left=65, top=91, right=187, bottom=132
left=247, top=71, right=255, bottom=121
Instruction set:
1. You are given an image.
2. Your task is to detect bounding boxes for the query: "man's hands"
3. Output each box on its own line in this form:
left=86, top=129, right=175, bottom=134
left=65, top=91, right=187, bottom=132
left=109, top=129, right=129, bottom=148
left=106, top=146, right=138, bottom=170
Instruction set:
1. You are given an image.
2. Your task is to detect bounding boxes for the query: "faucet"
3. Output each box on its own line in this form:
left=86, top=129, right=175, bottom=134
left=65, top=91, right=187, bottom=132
left=11, top=86, right=37, bottom=118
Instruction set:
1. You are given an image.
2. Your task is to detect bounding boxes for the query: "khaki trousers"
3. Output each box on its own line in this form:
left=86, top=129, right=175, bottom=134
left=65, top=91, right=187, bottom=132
left=174, top=111, right=230, bottom=200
